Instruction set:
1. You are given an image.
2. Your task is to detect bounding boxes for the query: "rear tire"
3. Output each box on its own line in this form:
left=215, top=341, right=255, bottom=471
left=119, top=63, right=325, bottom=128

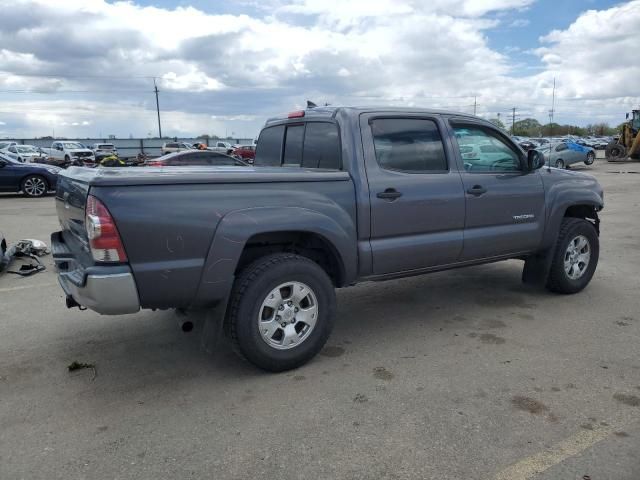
left=605, top=142, right=627, bottom=162
left=225, top=253, right=336, bottom=372
left=555, top=159, right=565, bottom=169
left=585, top=151, right=595, bottom=165
left=546, top=218, right=599, bottom=294
left=21, top=175, right=48, bottom=198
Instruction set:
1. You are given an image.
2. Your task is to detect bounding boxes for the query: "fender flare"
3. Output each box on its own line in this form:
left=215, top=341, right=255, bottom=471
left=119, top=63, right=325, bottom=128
left=523, top=192, right=603, bottom=286
left=193, top=206, right=357, bottom=307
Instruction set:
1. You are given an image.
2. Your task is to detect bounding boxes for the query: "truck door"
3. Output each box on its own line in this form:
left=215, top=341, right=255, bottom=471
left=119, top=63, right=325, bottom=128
left=447, top=120, right=546, bottom=260
left=360, top=113, right=466, bottom=275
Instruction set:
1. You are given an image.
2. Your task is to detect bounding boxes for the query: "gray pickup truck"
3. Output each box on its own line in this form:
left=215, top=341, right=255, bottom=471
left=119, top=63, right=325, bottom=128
left=52, top=106, right=604, bottom=371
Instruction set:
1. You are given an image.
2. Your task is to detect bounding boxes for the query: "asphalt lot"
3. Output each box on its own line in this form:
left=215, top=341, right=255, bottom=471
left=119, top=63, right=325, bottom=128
left=1, top=160, right=639, bottom=480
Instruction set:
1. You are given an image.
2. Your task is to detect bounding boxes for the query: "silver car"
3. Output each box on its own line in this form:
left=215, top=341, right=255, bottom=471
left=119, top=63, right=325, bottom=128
left=536, top=141, right=596, bottom=169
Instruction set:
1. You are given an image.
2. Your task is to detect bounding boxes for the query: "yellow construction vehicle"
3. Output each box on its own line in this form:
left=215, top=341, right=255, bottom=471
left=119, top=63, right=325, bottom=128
left=606, top=109, right=640, bottom=162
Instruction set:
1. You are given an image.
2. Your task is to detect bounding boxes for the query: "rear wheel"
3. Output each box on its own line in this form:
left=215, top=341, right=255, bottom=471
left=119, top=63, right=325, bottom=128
left=21, top=175, right=48, bottom=198
left=605, top=142, right=627, bottom=162
left=555, top=159, right=565, bottom=169
left=546, top=218, right=599, bottom=294
left=225, top=253, right=336, bottom=372
left=585, top=151, right=595, bottom=165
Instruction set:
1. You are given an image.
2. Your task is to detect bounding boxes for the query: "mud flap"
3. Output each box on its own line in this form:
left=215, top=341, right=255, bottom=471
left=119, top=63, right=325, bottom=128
left=199, top=301, right=229, bottom=354
left=522, top=249, right=554, bottom=287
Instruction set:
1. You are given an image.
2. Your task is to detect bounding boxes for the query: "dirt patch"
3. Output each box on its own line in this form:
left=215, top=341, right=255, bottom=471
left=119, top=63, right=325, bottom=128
left=479, top=333, right=506, bottom=344
left=613, top=393, right=640, bottom=407
left=373, top=366, right=394, bottom=381
left=511, top=395, right=549, bottom=415
left=320, top=346, right=345, bottom=357
left=615, top=321, right=631, bottom=327
left=353, top=393, right=368, bottom=403
left=293, top=375, right=305, bottom=381
left=551, top=387, right=561, bottom=392
left=482, top=319, right=507, bottom=329
left=581, top=423, right=594, bottom=430
left=614, top=431, right=630, bottom=437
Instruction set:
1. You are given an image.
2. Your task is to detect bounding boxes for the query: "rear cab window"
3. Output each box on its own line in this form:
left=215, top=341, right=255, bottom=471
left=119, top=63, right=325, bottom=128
left=255, top=121, right=341, bottom=169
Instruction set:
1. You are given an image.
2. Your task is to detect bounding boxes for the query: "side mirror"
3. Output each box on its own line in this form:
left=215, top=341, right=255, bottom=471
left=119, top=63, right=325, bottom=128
left=626, top=113, right=629, bottom=119
left=527, top=149, right=544, bottom=171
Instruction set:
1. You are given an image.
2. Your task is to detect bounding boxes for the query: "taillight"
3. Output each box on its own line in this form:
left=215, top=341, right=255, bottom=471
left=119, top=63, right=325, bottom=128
left=146, top=160, right=164, bottom=167
left=85, top=195, right=128, bottom=263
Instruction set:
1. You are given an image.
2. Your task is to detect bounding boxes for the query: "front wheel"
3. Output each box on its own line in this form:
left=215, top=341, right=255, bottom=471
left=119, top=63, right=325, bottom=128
left=225, top=253, right=336, bottom=372
left=21, top=175, right=48, bottom=198
left=555, top=159, right=565, bottom=169
left=546, top=218, right=599, bottom=294
left=585, top=152, right=595, bottom=165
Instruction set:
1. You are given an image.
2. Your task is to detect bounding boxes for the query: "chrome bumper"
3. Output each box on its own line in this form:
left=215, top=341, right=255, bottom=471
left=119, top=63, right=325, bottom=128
left=58, top=270, right=140, bottom=315
left=52, top=231, right=140, bottom=315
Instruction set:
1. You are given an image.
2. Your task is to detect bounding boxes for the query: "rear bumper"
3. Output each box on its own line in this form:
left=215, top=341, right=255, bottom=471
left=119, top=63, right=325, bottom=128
left=51, top=231, right=140, bottom=315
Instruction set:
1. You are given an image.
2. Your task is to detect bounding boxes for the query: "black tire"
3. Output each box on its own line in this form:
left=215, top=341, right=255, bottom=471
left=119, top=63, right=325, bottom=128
left=226, top=253, right=336, bottom=372
left=555, top=159, right=565, bottom=169
left=21, top=174, right=48, bottom=198
left=584, top=152, right=595, bottom=165
left=546, top=218, right=599, bottom=294
left=605, top=141, right=626, bottom=162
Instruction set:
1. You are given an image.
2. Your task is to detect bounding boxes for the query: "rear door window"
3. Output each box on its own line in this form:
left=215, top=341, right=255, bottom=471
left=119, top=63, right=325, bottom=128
left=370, top=118, right=447, bottom=172
left=255, top=125, right=285, bottom=166
left=302, top=122, right=340, bottom=169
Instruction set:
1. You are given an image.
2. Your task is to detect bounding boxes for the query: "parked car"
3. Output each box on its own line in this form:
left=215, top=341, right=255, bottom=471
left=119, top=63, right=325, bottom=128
left=92, top=143, right=118, bottom=161
left=0, top=151, right=60, bottom=197
left=231, top=144, right=256, bottom=163
left=145, top=150, right=248, bottom=167
left=161, top=142, right=193, bottom=155
left=208, top=141, right=233, bottom=154
left=537, top=141, right=596, bottom=169
left=4, top=145, right=45, bottom=163
left=0, top=141, right=18, bottom=151
left=41, top=141, right=96, bottom=167
left=52, top=106, right=603, bottom=372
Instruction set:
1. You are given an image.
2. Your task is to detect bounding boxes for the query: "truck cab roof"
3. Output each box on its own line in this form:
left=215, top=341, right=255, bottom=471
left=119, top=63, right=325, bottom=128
left=265, top=106, right=482, bottom=126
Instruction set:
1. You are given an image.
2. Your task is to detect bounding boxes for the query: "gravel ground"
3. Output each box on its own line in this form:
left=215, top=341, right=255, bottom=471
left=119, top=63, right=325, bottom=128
left=1, top=159, right=639, bottom=480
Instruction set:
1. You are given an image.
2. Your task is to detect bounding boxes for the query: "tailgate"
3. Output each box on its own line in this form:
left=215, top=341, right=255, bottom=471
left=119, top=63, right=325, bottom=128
left=55, top=169, right=92, bottom=249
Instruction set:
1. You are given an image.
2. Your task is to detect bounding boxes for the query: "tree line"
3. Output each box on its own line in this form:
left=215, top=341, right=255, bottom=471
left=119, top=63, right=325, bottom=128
left=487, top=117, right=622, bottom=137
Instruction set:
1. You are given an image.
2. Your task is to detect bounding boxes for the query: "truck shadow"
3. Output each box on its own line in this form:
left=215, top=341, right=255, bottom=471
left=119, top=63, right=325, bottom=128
left=6, top=260, right=573, bottom=416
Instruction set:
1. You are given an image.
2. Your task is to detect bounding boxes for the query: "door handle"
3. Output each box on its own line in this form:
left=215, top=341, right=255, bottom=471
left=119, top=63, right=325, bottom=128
left=466, top=185, right=487, bottom=196
left=377, top=188, right=402, bottom=200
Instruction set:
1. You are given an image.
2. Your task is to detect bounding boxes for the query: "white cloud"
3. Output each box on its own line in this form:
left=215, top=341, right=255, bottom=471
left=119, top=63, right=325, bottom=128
left=509, top=18, right=530, bottom=27
left=0, top=0, right=637, bottom=137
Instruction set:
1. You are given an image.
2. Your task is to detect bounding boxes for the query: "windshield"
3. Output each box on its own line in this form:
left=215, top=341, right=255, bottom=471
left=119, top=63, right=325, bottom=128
left=97, top=144, right=114, bottom=149
left=62, top=142, right=84, bottom=149
left=17, top=146, right=38, bottom=153
left=0, top=142, right=13, bottom=149
left=0, top=152, right=19, bottom=163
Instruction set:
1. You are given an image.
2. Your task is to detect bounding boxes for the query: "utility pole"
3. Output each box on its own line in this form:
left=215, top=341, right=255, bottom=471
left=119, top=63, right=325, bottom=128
left=511, top=107, right=517, bottom=135
left=154, top=78, right=162, bottom=139
left=473, top=96, right=477, bottom=116
left=549, top=77, right=556, bottom=138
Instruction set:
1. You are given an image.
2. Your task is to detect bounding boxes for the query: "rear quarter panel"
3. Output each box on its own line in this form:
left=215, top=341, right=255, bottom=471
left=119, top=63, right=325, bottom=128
left=92, top=176, right=356, bottom=309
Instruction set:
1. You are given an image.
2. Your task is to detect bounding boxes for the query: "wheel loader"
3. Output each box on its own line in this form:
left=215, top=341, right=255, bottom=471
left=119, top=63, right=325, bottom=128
left=606, top=109, right=640, bottom=162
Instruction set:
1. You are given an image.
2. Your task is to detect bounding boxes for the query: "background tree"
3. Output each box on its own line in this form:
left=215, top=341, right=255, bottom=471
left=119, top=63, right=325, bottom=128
left=488, top=117, right=506, bottom=130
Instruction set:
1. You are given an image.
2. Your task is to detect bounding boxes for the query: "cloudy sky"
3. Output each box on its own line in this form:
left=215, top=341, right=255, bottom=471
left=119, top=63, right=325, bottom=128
left=0, top=0, right=638, bottom=139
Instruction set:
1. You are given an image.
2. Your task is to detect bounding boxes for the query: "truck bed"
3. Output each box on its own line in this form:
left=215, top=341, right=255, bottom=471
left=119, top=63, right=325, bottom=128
left=54, top=166, right=357, bottom=311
